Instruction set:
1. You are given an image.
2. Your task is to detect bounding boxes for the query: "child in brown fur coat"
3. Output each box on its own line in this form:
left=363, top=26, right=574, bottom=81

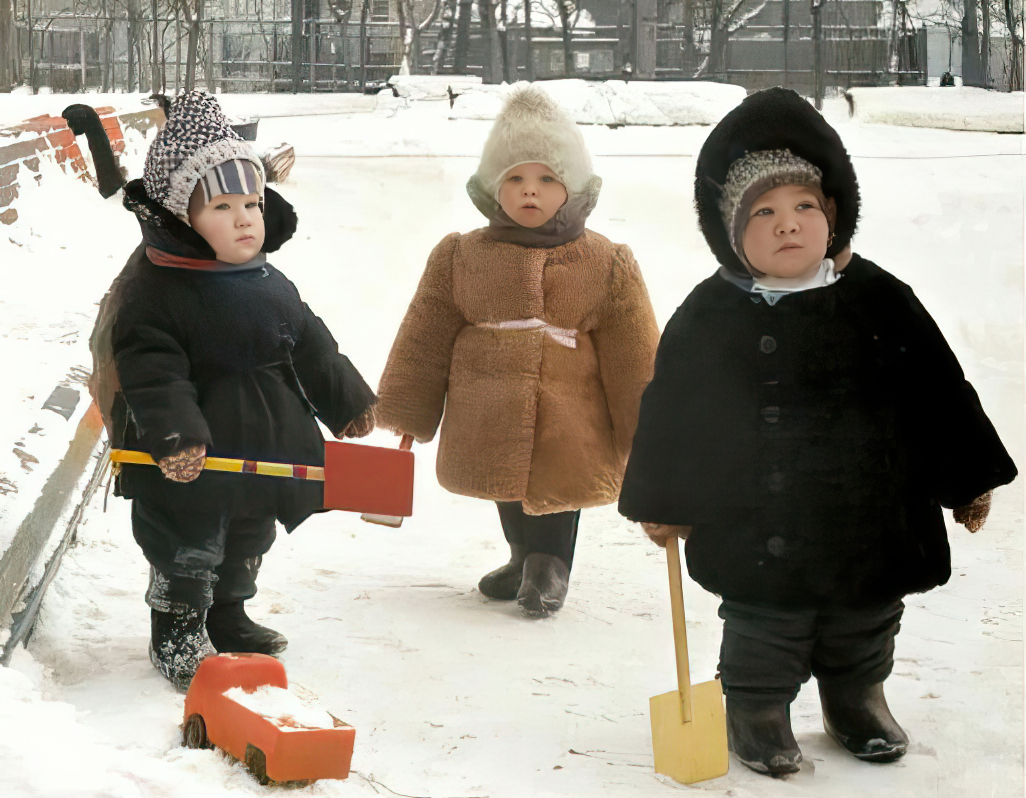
left=374, top=86, right=659, bottom=618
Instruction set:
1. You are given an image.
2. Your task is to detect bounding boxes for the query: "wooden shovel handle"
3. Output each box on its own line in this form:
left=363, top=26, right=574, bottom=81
left=666, top=535, right=693, bottom=723
left=400, top=434, right=414, bottom=452
left=109, top=448, right=326, bottom=481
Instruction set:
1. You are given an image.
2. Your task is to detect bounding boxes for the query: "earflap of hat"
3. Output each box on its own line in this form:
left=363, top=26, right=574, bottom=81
left=695, top=87, right=860, bottom=274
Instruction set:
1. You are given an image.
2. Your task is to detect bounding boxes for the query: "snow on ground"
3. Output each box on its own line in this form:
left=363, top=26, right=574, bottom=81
left=0, top=92, right=1023, bottom=797
left=847, top=87, right=1025, bottom=134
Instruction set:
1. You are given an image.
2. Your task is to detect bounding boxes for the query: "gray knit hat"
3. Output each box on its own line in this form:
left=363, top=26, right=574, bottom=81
left=143, top=90, right=265, bottom=224
left=719, top=149, right=829, bottom=273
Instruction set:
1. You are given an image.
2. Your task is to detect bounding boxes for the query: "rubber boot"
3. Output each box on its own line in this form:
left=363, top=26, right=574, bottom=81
left=726, top=694, right=803, bottom=776
left=149, top=607, right=216, bottom=693
left=516, top=553, right=570, bottom=618
left=478, top=543, right=528, bottom=600
left=205, top=600, right=288, bottom=656
left=819, top=680, right=908, bottom=762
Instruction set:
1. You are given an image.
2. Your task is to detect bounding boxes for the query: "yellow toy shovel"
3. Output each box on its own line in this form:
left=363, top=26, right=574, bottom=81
left=649, top=535, right=729, bottom=785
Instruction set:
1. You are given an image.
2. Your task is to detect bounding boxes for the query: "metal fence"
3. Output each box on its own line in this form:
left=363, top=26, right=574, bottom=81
left=13, top=7, right=931, bottom=95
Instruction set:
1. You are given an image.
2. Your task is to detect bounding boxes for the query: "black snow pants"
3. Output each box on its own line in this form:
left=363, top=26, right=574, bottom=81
left=496, top=501, right=580, bottom=571
left=132, top=498, right=277, bottom=611
left=716, top=598, right=905, bottom=703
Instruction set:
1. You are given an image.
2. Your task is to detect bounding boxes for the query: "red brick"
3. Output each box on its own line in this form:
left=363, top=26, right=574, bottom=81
left=0, top=163, right=18, bottom=189
left=0, top=137, right=49, bottom=168
left=0, top=183, right=19, bottom=208
left=0, top=207, right=17, bottom=225
left=46, top=127, right=74, bottom=148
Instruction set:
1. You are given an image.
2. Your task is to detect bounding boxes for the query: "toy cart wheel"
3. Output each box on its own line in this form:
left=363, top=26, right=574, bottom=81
left=183, top=713, right=211, bottom=749
left=245, top=743, right=271, bottom=786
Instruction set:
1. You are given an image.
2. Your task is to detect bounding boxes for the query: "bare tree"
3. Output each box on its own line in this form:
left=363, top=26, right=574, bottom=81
left=0, top=0, right=16, bottom=89
left=1004, top=0, right=1023, bottom=89
left=431, top=0, right=458, bottom=73
left=556, top=0, right=573, bottom=76
left=693, top=0, right=767, bottom=77
left=454, top=0, right=472, bottom=71
left=396, top=0, right=443, bottom=73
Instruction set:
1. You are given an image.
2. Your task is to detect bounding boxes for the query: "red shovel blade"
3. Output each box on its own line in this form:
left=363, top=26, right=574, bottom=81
left=323, top=440, right=414, bottom=517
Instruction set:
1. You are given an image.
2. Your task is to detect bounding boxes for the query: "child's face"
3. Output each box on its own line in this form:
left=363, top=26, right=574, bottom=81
left=742, top=184, right=833, bottom=279
left=188, top=187, right=265, bottom=263
left=497, top=163, right=568, bottom=228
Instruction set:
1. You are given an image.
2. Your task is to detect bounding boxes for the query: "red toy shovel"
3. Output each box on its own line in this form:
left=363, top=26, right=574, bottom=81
left=109, top=435, right=414, bottom=519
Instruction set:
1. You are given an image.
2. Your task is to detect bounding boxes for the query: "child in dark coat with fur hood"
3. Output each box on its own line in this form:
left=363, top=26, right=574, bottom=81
left=89, top=92, right=377, bottom=691
left=619, top=88, right=1017, bottom=775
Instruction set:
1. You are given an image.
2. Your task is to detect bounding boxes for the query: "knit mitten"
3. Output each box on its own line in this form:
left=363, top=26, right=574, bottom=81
left=159, top=444, right=207, bottom=483
left=953, top=490, right=992, bottom=533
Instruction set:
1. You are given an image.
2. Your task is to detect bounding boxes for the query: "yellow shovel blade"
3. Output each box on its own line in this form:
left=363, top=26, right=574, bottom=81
left=650, top=678, right=729, bottom=785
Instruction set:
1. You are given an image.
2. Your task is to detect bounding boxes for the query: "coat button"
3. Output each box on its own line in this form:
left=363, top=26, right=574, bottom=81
left=760, top=335, right=777, bottom=354
left=768, top=471, right=785, bottom=492
left=761, top=406, right=780, bottom=424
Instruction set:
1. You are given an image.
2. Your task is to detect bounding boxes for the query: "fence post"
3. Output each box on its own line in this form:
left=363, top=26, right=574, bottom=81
left=80, top=27, right=86, bottom=88
left=309, top=19, right=316, bottom=92
left=812, top=0, right=824, bottom=109
left=207, top=21, right=214, bottom=90
left=291, top=0, right=302, bottom=92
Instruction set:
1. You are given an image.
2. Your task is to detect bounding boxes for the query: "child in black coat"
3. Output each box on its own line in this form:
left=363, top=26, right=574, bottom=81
left=618, top=88, right=1017, bottom=775
left=90, top=92, right=376, bottom=691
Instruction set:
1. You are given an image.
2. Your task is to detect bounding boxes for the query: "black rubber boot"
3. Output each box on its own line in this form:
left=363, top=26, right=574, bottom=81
left=516, top=553, right=569, bottom=618
left=149, top=607, right=216, bottom=693
left=205, top=600, right=288, bottom=656
left=819, top=680, right=908, bottom=762
left=478, top=543, right=527, bottom=600
left=726, top=695, right=803, bottom=776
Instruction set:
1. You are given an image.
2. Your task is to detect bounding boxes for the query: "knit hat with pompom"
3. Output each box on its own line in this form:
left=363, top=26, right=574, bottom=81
left=143, top=90, right=264, bottom=225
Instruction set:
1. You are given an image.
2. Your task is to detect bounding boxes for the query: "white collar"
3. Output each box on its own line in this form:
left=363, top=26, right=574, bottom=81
left=752, top=259, right=842, bottom=304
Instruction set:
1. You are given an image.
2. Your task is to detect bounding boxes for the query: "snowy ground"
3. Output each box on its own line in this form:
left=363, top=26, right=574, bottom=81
left=847, top=87, right=1025, bottom=134
left=0, top=92, right=1023, bottom=797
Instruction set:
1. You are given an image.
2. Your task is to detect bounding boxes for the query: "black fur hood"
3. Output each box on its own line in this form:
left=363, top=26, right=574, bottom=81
left=694, top=87, right=861, bottom=277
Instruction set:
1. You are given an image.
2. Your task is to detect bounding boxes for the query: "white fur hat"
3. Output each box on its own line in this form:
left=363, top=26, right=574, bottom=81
left=474, top=85, right=595, bottom=199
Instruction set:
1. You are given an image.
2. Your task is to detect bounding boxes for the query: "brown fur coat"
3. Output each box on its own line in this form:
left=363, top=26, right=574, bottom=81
left=375, top=228, right=659, bottom=515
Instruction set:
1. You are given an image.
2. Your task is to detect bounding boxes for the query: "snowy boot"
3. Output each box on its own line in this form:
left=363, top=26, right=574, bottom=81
left=478, top=543, right=527, bottom=600
left=726, top=695, right=803, bottom=776
left=206, top=600, right=288, bottom=656
left=149, top=607, right=216, bottom=693
left=819, top=680, right=908, bottom=762
left=516, top=553, right=570, bottom=618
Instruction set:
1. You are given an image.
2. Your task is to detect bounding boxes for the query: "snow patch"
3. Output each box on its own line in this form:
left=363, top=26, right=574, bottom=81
left=848, top=87, right=1025, bottom=134
left=223, top=684, right=336, bottom=731
left=448, top=79, right=747, bottom=126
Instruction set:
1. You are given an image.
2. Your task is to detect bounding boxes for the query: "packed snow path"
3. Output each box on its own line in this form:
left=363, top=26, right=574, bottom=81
left=1, top=98, right=1022, bottom=798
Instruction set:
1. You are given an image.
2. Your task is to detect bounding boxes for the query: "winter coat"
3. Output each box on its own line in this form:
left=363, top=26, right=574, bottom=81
left=374, top=228, right=660, bottom=515
left=618, top=254, right=1017, bottom=607
left=97, top=180, right=376, bottom=531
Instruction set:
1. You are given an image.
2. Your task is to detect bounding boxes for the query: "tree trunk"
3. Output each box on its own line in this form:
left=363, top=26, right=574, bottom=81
left=1005, top=0, right=1024, bottom=91
left=454, top=0, right=472, bottom=72
left=558, top=0, right=573, bottom=77
left=0, top=0, right=15, bottom=90
left=291, top=0, right=303, bottom=92
left=981, top=0, right=991, bottom=85
left=184, top=0, right=203, bottom=92
left=431, top=0, right=458, bottom=74
left=499, top=0, right=510, bottom=82
left=962, top=0, right=985, bottom=86
left=479, top=1, right=502, bottom=82
left=151, top=0, right=161, bottom=92
left=525, top=0, right=533, bottom=78
left=397, top=0, right=411, bottom=73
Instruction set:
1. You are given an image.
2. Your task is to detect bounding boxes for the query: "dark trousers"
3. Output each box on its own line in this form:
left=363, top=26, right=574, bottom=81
left=132, top=498, right=277, bottom=611
left=495, top=501, right=580, bottom=571
left=717, top=599, right=904, bottom=703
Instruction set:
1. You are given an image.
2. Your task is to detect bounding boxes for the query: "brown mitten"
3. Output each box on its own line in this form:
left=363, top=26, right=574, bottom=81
left=158, top=444, right=207, bottom=483
left=342, top=406, right=376, bottom=439
left=953, top=491, right=992, bottom=533
left=640, top=523, right=693, bottom=548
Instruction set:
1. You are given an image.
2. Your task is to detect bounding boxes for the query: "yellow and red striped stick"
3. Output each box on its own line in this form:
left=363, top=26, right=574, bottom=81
left=109, top=449, right=325, bottom=481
